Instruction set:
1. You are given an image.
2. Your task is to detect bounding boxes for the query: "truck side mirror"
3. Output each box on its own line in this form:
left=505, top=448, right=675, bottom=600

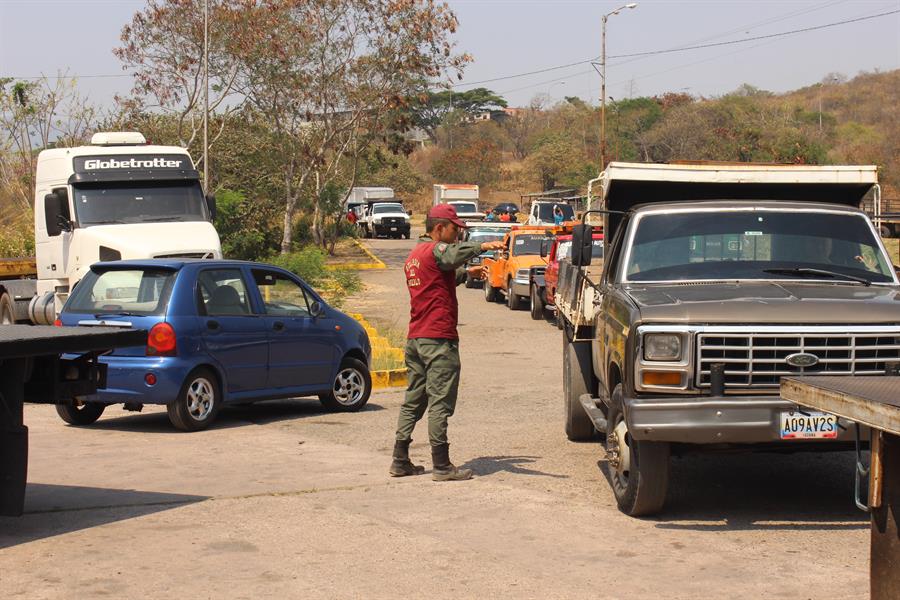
left=540, top=239, right=550, bottom=258
left=44, top=192, right=64, bottom=236
left=206, top=193, right=217, bottom=221
left=572, top=224, right=593, bottom=267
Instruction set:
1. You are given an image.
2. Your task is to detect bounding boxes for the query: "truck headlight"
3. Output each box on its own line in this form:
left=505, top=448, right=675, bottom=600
left=373, top=218, right=382, bottom=224
left=470, top=256, right=482, bottom=265
left=516, top=268, right=531, bottom=280
left=644, top=334, right=682, bottom=361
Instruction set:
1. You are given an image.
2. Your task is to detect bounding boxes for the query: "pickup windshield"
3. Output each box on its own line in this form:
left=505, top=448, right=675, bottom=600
left=72, top=181, right=209, bottom=226
left=450, top=202, right=478, bottom=213
left=625, top=210, right=894, bottom=284
left=512, top=234, right=550, bottom=257
left=371, top=203, right=404, bottom=214
left=536, top=203, right=574, bottom=222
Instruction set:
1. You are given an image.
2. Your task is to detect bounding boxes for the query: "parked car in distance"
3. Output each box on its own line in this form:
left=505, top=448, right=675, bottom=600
left=462, top=223, right=515, bottom=288
left=539, top=232, right=604, bottom=319
left=56, top=259, right=372, bottom=431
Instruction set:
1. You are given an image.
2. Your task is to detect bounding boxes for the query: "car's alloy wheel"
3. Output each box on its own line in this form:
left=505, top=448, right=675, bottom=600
left=168, top=368, right=221, bottom=432
left=320, top=357, right=371, bottom=412
left=333, top=367, right=366, bottom=406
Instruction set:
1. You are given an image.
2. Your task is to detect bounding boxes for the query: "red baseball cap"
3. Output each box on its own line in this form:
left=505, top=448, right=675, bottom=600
left=428, top=204, right=468, bottom=228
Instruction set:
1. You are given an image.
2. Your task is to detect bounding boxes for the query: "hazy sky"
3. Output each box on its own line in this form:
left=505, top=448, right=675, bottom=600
left=1, top=0, right=898, bottom=109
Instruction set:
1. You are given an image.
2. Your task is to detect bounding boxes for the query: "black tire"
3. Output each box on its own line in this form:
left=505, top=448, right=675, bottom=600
left=56, top=401, right=106, bottom=425
left=403, top=232, right=411, bottom=240
left=563, top=333, right=597, bottom=441
left=507, top=279, right=522, bottom=310
left=365, top=227, right=372, bottom=239
left=530, top=284, right=544, bottom=320
left=0, top=292, right=14, bottom=325
left=319, top=357, right=371, bottom=412
left=167, top=368, right=221, bottom=431
left=484, top=278, right=499, bottom=302
left=880, top=225, right=892, bottom=238
left=605, top=384, right=670, bottom=516
left=464, top=274, right=477, bottom=289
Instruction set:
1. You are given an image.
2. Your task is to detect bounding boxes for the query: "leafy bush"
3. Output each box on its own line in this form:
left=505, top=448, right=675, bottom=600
left=266, top=246, right=327, bottom=285
left=0, top=224, right=35, bottom=258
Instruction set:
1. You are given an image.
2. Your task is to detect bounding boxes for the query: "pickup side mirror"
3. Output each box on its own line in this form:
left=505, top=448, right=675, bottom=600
left=407, top=210, right=413, bottom=216
left=206, top=193, right=217, bottom=221
left=540, top=239, right=550, bottom=258
left=309, top=300, right=324, bottom=318
left=571, top=224, right=593, bottom=267
left=44, top=192, right=65, bottom=236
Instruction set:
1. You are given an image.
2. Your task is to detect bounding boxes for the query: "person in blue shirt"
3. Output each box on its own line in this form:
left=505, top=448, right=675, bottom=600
left=553, top=205, right=565, bottom=226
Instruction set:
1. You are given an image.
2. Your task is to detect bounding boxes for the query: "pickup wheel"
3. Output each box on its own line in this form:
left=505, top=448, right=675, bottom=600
left=605, top=384, right=670, bottom=516
left=464, top=273, right=477, bottom=289
left=484, top=278, right=499, bottom=302
left=506, top=279, right=522, bottom=310
left=167, top=368, right=221, bottom=432
left=0, top=292, right=14, bottom=324
left=529, top=284, right=544, bottom=320
left=56, top=401, right=106, bottom=425
left=563, top=333, right=597, bottom=441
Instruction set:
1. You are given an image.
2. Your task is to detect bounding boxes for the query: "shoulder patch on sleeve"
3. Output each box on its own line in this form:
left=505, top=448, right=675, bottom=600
left=437, top=243, right=448, bottom=253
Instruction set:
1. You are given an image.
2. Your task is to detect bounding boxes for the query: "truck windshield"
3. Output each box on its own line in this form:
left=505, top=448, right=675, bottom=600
left=451, top=202, right=477, bottom=213
left=72, top=181, right=209, bottom=226
left=372, top=204, right=403, bottom=214
left=66, top=268, right=176, bottom=316
left=512, top=234, right=551, bottom=257
left=625, top=210, right=894, bottom=283
left=536, top=203, right=574, bottom=221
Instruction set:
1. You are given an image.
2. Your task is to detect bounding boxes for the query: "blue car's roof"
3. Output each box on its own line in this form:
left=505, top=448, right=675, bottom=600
left=91, top=258, right=269, bottom=271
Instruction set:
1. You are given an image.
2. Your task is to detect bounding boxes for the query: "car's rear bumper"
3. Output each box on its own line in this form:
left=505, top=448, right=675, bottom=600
left=79, top=356, right=195, bottom=405
left=624, top=393, right=861, bottom=444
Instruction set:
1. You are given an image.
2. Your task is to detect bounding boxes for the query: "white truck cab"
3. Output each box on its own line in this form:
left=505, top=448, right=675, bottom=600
left=433, top=184, right=482, bottom=221
left=30, top=131, right=221, bottom=322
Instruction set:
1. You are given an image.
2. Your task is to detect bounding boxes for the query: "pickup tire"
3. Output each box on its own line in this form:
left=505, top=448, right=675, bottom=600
left=484, top=279, right=499, bottom=302
left=0, top=292, right=14, bottom=325
left=464, top=273, right=477, bottom=289
left=167, top=368, right=221, bottom=432
left=56, top=401, right=106, bottom=425
left=403, top=232, right=410, bottom=240
left=605, top=384, right=670, bottom=516
left=506, top=279, right=522, bottom=310
left=563, top=334, right=597, bottom=441
left=529, top=284, right=544, bottom=320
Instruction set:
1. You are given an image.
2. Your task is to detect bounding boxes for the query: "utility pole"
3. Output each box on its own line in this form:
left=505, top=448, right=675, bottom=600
left=202, top=0, right=209, bottom=192
left=600, top=3, right=637, bottom=171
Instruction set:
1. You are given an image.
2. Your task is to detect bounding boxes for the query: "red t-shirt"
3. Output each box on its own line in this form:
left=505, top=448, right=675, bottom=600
left=405, top=242, right=459, bottom=339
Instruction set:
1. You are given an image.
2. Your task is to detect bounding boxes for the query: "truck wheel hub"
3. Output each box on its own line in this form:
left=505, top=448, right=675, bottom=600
left=607, top=420, right=631, bottom=478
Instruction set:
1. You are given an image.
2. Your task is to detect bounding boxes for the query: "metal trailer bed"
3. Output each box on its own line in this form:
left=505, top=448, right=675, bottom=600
left=0, top=324, right=145, bottom=516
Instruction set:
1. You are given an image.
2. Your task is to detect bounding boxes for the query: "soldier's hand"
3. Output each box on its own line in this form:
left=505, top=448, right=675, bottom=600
left=467, top=265, right=487, bottom=280
left=480, top=240, right=505, bottom=252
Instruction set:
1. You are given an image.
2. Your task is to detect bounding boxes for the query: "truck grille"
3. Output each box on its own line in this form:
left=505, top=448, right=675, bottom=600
left=382, top=217, right=406, bottom=226
left=697, top=330, right=900, bottom=391
left=533, top=267, right=546, bottom=276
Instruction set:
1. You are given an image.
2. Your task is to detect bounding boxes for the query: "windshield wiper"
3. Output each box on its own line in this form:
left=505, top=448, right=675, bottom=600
left=763, top=267, right=871, bottom=286
left=94, top=311, right=136, bottom=317
left=88, top=219, right=128, bottom=225
left=140, top=216, right=190, bottom=222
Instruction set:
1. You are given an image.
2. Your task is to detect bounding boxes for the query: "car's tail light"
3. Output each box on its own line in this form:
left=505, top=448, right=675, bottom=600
left=146, top=322, right=177, bottom=356
left=53, top=319, right=62, bottom=327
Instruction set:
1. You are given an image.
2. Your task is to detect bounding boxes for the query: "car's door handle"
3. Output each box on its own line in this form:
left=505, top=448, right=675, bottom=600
left=273, top=321, right=285, bottom=331
left=206, top=320, right=220, bottom=331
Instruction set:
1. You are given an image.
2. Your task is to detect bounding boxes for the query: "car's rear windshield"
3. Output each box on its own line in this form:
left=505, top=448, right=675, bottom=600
left=66, top=268, right=176, bottom=316
left=625, top=210, right=894, bottom=283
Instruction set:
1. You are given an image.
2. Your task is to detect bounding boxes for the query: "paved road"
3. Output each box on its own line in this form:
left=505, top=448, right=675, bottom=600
left=0, top=235, right=868, bottom=599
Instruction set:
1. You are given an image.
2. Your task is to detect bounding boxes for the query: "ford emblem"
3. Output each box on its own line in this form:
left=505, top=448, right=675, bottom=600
left=786, top=352, right=819, bottom=368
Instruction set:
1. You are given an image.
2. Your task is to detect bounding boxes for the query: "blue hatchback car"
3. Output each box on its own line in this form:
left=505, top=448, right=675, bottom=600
left=57, top=259, right=372, bottom=431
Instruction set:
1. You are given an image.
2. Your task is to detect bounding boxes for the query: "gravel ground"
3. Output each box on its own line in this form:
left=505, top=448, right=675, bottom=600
left=0, top=234, right=868, bottom=599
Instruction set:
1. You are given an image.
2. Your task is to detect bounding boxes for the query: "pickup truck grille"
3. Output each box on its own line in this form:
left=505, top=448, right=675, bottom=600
left=697, top=331, right=900, bottom=391
left=533, top=267, right=546, bottom=276
left=381, top=217, right=406, bottom=226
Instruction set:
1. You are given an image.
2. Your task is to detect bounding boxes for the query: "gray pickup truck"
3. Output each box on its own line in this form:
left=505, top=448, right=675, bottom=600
left=557, top=162, right=898, bottom=516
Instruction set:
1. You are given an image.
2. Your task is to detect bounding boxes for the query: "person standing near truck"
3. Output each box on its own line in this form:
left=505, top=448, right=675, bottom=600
left=390, top=204, right=504, bottom=481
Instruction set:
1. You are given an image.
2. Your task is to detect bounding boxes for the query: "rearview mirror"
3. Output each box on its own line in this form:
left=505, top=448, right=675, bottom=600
left=309, top=300, right=323, bottom=318
left=571, top=224, right=593, bottom=267
left=206, top=193, right=217, bottom=221
left=44, top=192, right=64, bottom=236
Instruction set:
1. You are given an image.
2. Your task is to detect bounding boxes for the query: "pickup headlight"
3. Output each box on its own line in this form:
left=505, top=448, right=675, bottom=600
left=373, top=217, right=383, bottom=224
left=644, top=333, right=682, bottom=361
left=470, top=256, right=482, bottom=265
left=515, top=268, right=531, bottom=280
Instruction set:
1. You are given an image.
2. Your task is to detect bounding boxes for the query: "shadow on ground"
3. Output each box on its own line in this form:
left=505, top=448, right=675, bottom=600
left=0, top=483, right=208, bottom=549
left=597, top=450, right=868, bottom=531
left=462, top=455, right=568, bottom=479
left=77, top=400, right=384, bottom=434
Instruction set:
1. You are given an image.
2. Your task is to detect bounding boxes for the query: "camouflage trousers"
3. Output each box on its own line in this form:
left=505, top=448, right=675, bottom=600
left=395, top=338, right=461, bottom=446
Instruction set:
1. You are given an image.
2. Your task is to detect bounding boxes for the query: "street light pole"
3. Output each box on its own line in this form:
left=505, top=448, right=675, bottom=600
left=600, top=3, right=637, bottom=171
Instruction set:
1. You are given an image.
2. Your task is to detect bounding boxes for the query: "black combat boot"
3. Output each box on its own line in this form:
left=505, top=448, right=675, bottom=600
left=389, top=439, right=425, bottom=477
left=431, top=442, right=473, bottom=481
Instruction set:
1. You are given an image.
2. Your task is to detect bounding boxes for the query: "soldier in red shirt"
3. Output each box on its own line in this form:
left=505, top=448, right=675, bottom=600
left=390, top=204, right=504, bottom=481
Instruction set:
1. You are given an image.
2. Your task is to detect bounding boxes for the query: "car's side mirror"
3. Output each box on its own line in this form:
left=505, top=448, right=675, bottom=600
left=206, top=193, right=217, bottom=221
left=309, top=300, right=324, bottom=318
left=571, top=224, right=594, bottom=267
left=44, top=192, right=65, bottom=236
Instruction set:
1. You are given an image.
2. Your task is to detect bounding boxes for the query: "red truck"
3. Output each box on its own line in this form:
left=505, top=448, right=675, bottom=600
left=532, top=231, right=604, bottom=322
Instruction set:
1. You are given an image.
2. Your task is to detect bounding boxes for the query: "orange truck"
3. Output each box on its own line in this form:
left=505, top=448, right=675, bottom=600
left=481, top=226, right=554, bottom=310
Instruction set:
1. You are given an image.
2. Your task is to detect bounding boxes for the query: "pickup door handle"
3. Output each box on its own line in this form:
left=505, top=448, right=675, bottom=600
left=272, top=321, right=285, bottom=331
left=206, top=320, right=220, bottom=331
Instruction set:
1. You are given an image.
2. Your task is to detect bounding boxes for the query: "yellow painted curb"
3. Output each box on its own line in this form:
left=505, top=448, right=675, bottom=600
left=372, top=368, right=408, bottom=390
left=325, top=239, right=386, bottom=271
